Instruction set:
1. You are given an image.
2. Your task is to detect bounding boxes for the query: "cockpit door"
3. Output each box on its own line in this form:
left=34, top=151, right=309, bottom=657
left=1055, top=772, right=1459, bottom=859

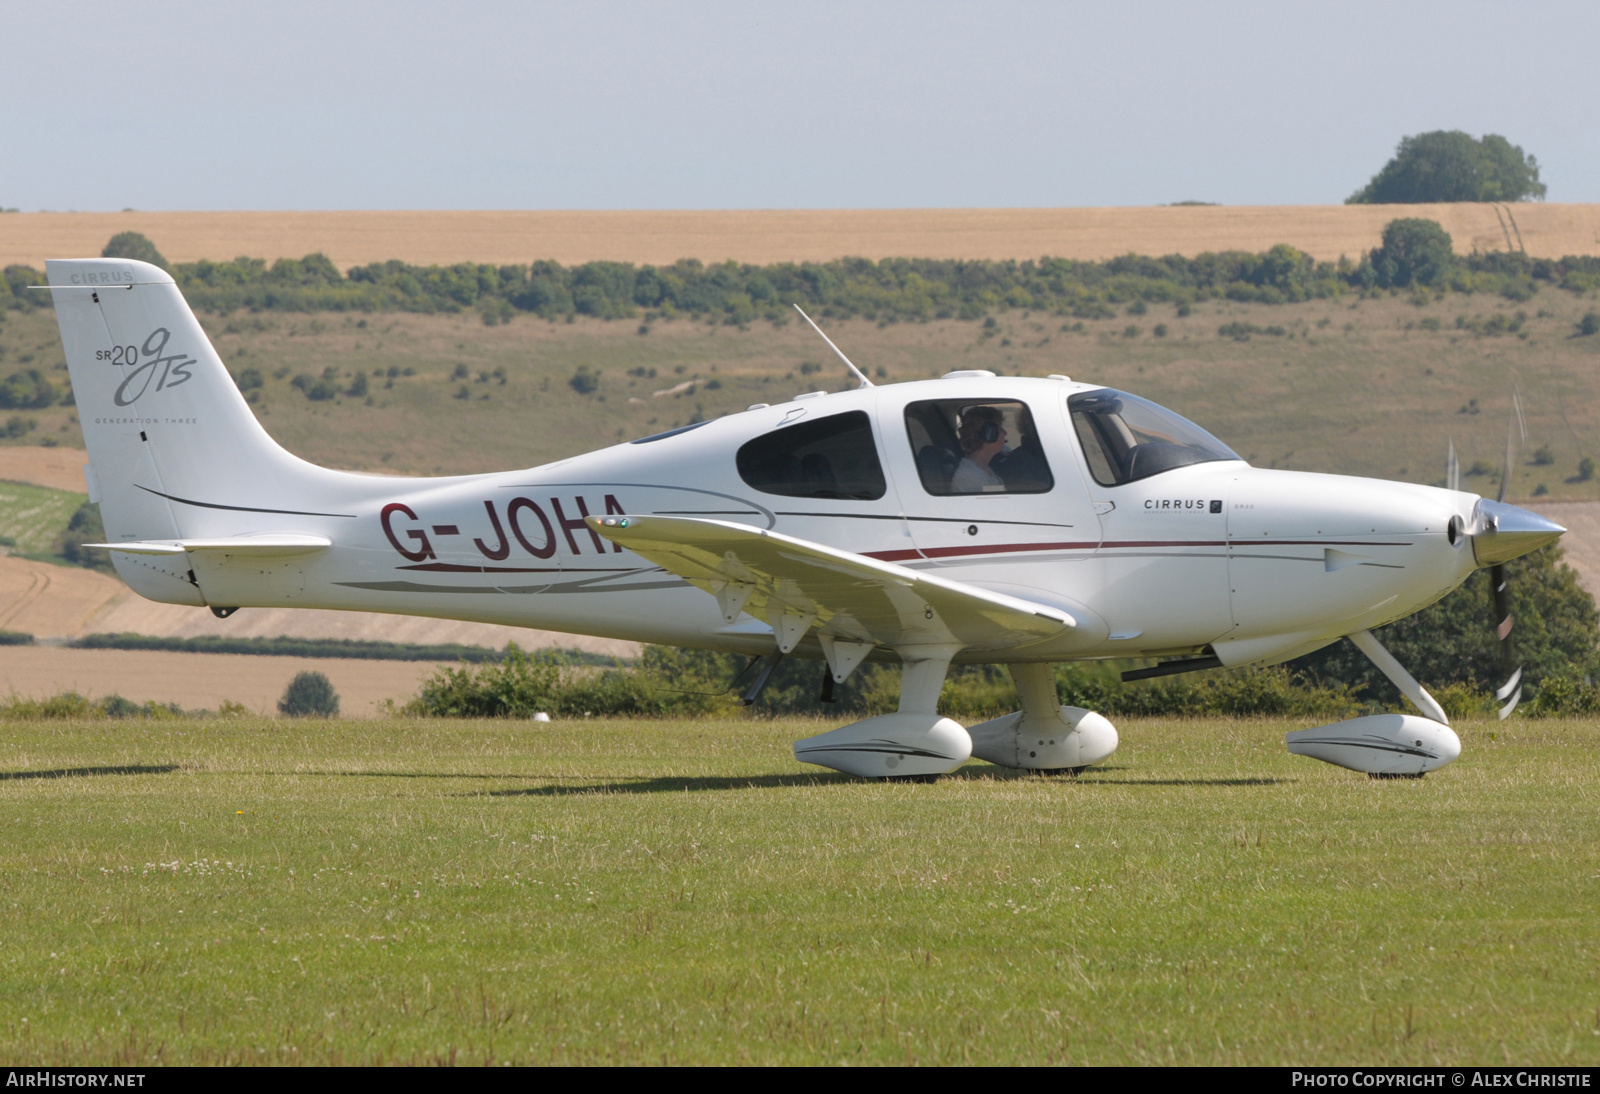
left=874, top=388, right=1100, bottom=571
left=1062, top=388, right=1236, bottom=653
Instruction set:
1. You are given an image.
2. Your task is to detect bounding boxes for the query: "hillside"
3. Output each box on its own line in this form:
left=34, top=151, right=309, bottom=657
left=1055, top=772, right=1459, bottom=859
left=2, top=290, right=1597, bottom=499
left=6, top=203, right=1600, bottom=269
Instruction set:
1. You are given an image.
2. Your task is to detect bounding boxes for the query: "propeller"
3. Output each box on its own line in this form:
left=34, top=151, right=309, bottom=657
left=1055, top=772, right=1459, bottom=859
left=1490, top=407, right=1525, bottom=719
left=1457, top=394, right=1558, bottom=720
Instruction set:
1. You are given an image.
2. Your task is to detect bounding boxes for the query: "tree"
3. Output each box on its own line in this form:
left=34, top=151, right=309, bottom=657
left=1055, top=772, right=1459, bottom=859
left=1369, top=218, right=1455, bottom=288
left=1348, top=131, right=1546, bottom=204
left=0, top=368, right=57, bottom=409
left=101, top=232, right=170, bottom=271
left=279, top=671, right=339, bottom=717
left=55, top=502, right=116, bottom=573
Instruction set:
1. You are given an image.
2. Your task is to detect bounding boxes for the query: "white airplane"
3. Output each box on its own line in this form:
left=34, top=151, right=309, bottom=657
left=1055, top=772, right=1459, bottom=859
left=43, top=258, right=1564, bottom=779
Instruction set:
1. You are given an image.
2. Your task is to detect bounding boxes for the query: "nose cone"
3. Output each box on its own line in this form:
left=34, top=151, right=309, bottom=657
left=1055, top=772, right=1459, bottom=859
left=1471, top=499, right=1565, bottom=567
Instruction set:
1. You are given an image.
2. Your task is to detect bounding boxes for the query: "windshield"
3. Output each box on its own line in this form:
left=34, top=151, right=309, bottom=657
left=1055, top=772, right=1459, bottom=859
left=1068, top=389, right=1241, bottom=486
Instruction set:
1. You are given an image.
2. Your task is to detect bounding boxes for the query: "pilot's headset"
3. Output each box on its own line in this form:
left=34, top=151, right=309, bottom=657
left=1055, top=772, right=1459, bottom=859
left=981, top=420, right=1001, bottom=444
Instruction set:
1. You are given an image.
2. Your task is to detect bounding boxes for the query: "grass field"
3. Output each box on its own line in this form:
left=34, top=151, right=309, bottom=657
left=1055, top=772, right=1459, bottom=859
left=0, top=714, right=1595, bottom=1065
left=10, top=287, right=1600, bottom=499
left=0, top=481, right=82, bottom=556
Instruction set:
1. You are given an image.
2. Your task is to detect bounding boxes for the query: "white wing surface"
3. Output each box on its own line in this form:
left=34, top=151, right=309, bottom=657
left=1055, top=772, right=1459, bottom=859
left=588, top=515, right=1071, bottom=653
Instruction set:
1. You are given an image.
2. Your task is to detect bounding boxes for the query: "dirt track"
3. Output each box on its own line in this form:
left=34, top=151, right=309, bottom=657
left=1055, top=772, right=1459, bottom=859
left=5, top=204, right=1599, bottom=270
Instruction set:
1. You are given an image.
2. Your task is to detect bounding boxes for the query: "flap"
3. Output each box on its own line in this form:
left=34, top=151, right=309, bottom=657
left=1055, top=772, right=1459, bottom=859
left=589, top=515, right=1071, bottom=653
left=87, top=534, right=332, bottom=557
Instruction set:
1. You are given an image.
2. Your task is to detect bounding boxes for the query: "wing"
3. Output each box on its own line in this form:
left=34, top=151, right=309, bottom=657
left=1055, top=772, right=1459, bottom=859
left=588, top=515, right=1071, bottom=653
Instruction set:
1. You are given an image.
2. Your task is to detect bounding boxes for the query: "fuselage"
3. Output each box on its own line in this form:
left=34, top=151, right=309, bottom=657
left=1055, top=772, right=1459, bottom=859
left=173, top=374, right=1481, bottom=667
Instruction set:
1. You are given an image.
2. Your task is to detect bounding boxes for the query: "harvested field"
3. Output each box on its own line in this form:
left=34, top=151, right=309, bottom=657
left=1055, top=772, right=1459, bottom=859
left=0, top=646, right=438, bottom=715
left=79, top=596, right=636, bottom=655
left=0, top=555, right=638, bottom=655
left=5, top=204, right=1600, bottom=270
left=0, top=558, right=122, bottom=638
left=0, top=446, right=89, bottom=494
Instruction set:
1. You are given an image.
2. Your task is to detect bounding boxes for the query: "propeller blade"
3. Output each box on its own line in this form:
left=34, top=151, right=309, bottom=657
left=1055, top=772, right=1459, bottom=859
left=1490, top=562, right=1522, bottom=719
left=1447, top=439, right=1459, bottom=492
left=1497, top=422, right=1514, bottom=503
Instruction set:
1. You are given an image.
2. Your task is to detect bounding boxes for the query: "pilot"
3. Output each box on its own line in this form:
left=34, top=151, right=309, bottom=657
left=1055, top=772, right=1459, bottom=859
left=952, top=406, right=1008, bottom=492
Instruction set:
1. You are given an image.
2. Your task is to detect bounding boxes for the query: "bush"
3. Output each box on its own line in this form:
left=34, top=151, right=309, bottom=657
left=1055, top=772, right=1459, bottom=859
left=1348, top=131, right=1546, bottom=204
left=290, top=373, right=336, bottom=401
left=55, top=502, right=116, bottom=573
left=0, top=368, right=57, bottom=409
left=1527, top=674, right=1600, bottom=716
left=0, top=691, right=185, bottom=719
left=1579, top=313, right=1600, bottom=336
left=1580, top=457, right=1596, bottom=482
left=279, top=671, right=339, bottom=717
left=403, top=643, right=734, bottom=718
left=405, top=644, right=558, bottom=717
left=569, top=365, right=601, bottom=395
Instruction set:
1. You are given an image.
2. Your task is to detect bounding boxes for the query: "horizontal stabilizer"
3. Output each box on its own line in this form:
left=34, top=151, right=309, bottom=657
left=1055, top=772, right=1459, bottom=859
left=589, top=515, right=1072, bottom=653
left=86, top=534, right=332, bottom=557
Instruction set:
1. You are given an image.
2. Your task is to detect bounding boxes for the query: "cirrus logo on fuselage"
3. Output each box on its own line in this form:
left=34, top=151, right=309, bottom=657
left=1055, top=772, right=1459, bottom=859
left=1143, top=498, right=1223, bottom=514
left=102, top=328, right=197, bottom=407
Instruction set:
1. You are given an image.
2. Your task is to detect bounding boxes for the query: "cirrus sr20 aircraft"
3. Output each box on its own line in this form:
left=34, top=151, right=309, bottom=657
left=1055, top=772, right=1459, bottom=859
left=45, top=258, right=1565, bottom=779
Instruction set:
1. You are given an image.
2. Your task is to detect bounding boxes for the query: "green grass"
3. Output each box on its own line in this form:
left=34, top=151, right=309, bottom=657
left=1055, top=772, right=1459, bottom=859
left=0, top=715, right=1596, bottom=1064
left=0, top=480, right=84, bottom=555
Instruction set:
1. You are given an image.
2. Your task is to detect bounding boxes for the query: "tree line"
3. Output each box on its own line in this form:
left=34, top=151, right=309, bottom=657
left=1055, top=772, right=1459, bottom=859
left=4, top=225, right=1599, bottom=330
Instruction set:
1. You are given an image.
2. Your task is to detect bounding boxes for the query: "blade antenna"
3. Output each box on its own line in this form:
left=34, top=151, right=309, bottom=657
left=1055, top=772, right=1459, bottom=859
left=793, top=304, right=873, bottom=389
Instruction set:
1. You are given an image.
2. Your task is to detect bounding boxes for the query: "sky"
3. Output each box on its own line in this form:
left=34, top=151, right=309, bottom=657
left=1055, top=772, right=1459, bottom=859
left=4, top=0, right=1598, bottom=211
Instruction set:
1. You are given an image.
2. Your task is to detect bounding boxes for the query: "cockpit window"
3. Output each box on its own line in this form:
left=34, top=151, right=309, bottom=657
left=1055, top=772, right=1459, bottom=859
left=736, top=410, right=886, bottom=500
left=1068, top=389, right=1240, bottom=486
left=904, top=400, right=1053, bottom=495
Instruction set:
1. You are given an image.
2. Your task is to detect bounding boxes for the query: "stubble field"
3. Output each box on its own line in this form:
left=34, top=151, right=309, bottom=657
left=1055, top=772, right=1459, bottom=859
left=6, top=204, right=1600, bottom=269
left=0, top=714, right=1594, bottom=1065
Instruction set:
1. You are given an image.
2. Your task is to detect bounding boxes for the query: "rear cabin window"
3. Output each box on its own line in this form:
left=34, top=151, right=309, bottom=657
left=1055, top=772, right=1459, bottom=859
left=904, top=399, right=1054, bottom=496
left=736, top=410, right=887, bottom=500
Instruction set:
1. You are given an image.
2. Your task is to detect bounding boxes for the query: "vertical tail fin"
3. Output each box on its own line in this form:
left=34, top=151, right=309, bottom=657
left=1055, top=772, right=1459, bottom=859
left=46, top=258, right=335, bottom=602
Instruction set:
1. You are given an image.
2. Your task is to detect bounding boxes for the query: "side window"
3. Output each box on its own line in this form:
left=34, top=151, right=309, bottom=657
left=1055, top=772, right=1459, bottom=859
left=736, top=410, right=887, bottom=500
left=904, top=399, right=1053, bottom=496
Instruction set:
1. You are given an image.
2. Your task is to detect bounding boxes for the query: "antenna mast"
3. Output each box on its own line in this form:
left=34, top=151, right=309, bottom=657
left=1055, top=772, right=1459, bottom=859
left=793, top=305, right=873, bottom=389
